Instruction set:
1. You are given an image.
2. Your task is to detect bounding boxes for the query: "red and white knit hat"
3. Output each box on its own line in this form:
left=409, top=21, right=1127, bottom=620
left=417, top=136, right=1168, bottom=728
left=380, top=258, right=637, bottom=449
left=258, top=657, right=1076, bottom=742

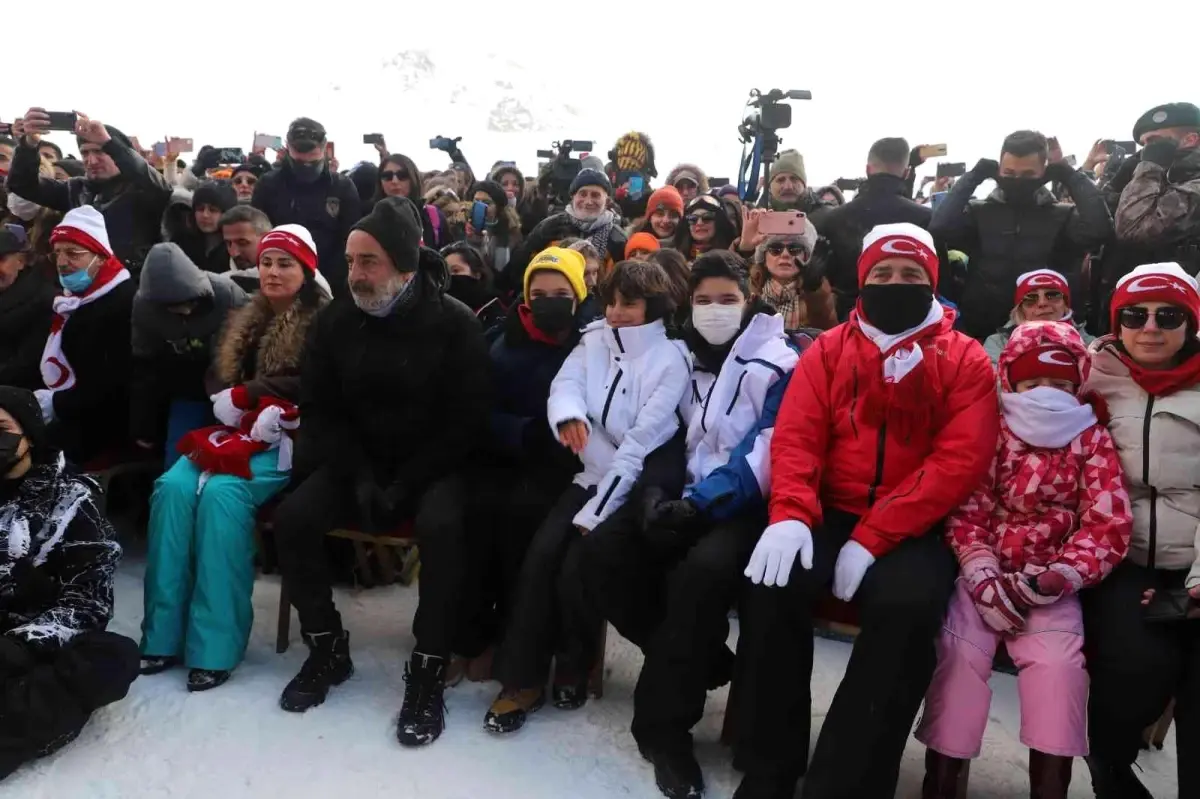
left=1013, top=268, right=1070, bottom=308
left=257, top=224, right=318, bottom=272
left=857, top=222, right=938, bottom=287
left=1007, top=344, right=1082, bottom=388
left=50, top=206, right=113, bottom=256
left=1109, top=262, right=1200, bottom=332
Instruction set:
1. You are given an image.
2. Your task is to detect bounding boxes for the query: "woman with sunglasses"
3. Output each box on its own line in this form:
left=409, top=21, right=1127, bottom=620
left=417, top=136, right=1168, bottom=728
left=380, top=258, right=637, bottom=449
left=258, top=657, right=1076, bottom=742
left=983, top=269, right=1092, bottom=364
left=373, top=152, right=449, bottom=249
left=675, top=195, right=740, bottom=262
left=749, top=224, right=837, bottom=331
left=1082, top=261, right=1200, bottom=798
left=229, top=156, right=270, bottom=205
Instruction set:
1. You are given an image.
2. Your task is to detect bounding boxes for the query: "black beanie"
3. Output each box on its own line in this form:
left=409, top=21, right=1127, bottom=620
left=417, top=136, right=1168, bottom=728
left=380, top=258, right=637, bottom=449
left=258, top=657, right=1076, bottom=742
left=569, top=168, right=613, bottom=198
left=470, top=180, right=507, bottom=210
left=353, top=197, right=423, bottom=273
left=55, top=159, right=86, bottom=178
left=0, top=386, right=49, bottom=460
left=77, top=124, right=132, bottom=150
left=193, top=180, right=238, bottom=213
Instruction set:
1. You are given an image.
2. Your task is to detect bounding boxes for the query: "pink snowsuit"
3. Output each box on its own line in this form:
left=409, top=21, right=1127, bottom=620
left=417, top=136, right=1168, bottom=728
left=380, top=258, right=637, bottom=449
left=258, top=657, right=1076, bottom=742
left=915, top=322, right=1133, bottom=759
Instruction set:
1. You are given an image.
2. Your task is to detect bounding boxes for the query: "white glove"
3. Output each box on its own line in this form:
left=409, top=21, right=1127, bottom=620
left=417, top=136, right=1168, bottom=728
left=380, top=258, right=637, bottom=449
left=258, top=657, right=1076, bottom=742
left=33, top=389, right=55, bottom=423
left=250, top=405, right=284, bottom=445
left=744, top=520, right=813, bottom=587
left=833, top=540, right=876, bottom=601
left=211, top=389, right=244, bottom=428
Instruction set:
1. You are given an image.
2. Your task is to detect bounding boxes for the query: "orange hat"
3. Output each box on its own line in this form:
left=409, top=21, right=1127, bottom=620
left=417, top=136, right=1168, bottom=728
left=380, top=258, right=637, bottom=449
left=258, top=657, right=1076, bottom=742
left=625, top=232, right=661, bottom=259
left=644, top=186, right=684, bottom=219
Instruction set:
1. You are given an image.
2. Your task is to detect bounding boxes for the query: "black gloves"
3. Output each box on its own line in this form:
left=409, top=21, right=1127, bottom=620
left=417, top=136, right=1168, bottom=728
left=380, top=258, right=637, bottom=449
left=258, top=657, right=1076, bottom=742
left=971, top=159, right=1000, bottom=180
left=640, top=489, right=705, bottom=554
left=654, top=499, right=701, bottom=529
left=1044, top=161, right=1074, bottom=184
left=801, top=248, right=829, bottom=293
left=1140, top=139, right=1179, bottom=168
left=192, top=145, right=221, bottom=177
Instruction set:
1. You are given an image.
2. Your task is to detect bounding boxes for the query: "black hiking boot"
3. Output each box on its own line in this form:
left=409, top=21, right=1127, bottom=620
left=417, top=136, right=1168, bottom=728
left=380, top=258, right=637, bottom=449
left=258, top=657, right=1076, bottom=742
left=396, top=652, right=447, bottom=747
left=279, top=630, right=353, bottom=712
left=639, top=740, right=704, bottom=798
left=1085, top=755, right=1154, bottom=799
left=187, top=669, right=231, bottom=692
left=139, top=655, right=180, bottom=675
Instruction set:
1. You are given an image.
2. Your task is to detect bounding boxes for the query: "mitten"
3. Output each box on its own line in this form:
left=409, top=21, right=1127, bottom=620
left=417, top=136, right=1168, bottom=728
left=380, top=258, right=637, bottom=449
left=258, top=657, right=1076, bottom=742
left=250, top=405, right=284, bottom=445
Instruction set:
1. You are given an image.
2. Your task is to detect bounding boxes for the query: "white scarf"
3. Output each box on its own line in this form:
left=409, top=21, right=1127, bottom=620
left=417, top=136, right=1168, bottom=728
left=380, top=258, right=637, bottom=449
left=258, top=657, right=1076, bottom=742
left=39, top=268, right=131, bottom=410
left=856, top=301, right=944, bottom=385
left=1000, top=386, right=1096, bottom=449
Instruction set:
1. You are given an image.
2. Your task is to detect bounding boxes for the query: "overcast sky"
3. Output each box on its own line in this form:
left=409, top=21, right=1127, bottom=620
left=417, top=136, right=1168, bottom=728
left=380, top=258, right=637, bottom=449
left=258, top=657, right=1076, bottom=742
left=6, top=1, right=1198, bottom=187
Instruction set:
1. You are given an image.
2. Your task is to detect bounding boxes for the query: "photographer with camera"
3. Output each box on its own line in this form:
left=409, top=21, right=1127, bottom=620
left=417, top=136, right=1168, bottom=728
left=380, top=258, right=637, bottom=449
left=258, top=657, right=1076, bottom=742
left=503, top=168, right=626, bottom=296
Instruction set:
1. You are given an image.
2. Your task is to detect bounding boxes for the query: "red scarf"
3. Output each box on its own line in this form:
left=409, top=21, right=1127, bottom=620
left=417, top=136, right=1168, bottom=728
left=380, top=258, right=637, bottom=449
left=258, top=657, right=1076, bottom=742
left=1110, top=340, right=1200, bottom=397
left=517, top=303, right=568, bottom=346
left=177, top=387, right=298, bottom=479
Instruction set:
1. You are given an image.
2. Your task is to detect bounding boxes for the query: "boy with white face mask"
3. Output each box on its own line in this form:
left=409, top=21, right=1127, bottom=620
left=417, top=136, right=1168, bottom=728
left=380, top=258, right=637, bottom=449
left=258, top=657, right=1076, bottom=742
left=578, top=250, right=799, bottom=799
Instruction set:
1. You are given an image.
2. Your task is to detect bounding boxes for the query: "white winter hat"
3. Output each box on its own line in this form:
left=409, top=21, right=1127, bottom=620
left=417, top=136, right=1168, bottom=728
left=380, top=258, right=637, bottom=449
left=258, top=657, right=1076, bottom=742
left=50, top=205, right=113, bottom=257
left=256, top=224, right=332, bottom=299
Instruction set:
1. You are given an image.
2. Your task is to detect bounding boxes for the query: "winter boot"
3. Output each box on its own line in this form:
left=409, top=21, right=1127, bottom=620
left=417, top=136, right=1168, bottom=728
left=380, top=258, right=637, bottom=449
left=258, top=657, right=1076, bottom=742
left=396, top=652, right=447, bottom=747
left=279, top=630, right=353, bottom=712
left=639, top=739, right=704, bottom=799
left=483, top=687, right=545, bottom=733
left=139, top=655, right=180, bottom=675
left=187, top=669, right=231, bottom=692
left=1028, top=749, right=1073, bottom=799
left=552, top=654, right=589, bottom=709
left=1084, top=755, right=1154, bottom=799
left=922, top=748, right=970, bottom=799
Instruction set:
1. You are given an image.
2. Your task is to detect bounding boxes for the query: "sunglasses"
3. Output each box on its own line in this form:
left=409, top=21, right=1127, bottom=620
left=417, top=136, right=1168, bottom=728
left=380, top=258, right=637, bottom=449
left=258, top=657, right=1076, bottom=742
left=232, top=175, right=257, bottom=186
left=1119, top=306, right=1189, bottom=331
left=1020, top=290, right=1064, bottom=307
left=380, top=170, right=410, bottom=182
left=767, top=243, right=807, bottom=257
left=686, top=212, right=716, bottom=225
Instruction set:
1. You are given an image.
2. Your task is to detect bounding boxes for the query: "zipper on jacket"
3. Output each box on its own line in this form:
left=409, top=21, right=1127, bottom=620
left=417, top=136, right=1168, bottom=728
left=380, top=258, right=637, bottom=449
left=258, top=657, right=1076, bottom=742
left=611, top=328, right=625, bottom=353
left=725, top=372, right=749, bottom=415
left=866, top=422, right=887, bottom=507
left=1142, top=395, right=1157, bottom=570
left=600, top=369, right=624, bottom=428
left=699, top=379, right=717, bottom=433
left=848, top=366, right=859, bottom=438
left=691, top=379, right=702, bottom=403
left=594, top=476, right=621, bottom=517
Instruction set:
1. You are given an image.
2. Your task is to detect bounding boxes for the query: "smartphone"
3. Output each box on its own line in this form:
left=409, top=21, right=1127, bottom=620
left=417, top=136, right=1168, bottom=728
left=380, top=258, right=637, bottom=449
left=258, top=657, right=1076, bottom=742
left=930, top=191, right=949, bottom=211
left=325, top=141, right=336, bottom=160
left=627, top=175, right=644, bottom=195
left=708, top=177, right=730, bottom=188
left=0, top=121, right=10, bottom=135
left=252, top=133, right=281, bottom=151
left=169, top=137, right=194, bottom=154
left=1107, top=140, right=1138, bottom=155
left=835, top=178, right=862, bottom=191
left=937, top=162, right=967, bottom=178
left=471, top=200, right=488, bottom=232
left=363, top=133, right=385, bottom=145
left=153, top=142, right=168, bottom=157
left=759, top=210, right=808, bottom=236
left=918, top=144, right=948, bottom=159
left=430, top=136, right=456, bottom=151
left=216, top=147, right=245, bottom=164
left=45, top=111, right=77, bottom=131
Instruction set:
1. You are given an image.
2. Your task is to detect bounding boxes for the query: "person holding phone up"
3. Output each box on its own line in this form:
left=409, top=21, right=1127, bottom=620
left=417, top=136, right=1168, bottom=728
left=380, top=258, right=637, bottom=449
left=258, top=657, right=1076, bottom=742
left=1081, top=262, right=1200, bottom=799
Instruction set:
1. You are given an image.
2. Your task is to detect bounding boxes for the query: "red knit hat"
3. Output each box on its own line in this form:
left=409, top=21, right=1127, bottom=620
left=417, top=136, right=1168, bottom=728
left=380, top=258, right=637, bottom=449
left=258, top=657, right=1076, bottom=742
left=1013, top=269, right=1070, bottom=308
left=857, top=223, right=938, bottom=288
left=1109, top=261, right=1200, bottom=333
left=1007, top=344, right=1082, bottom=388
left=625, top=232, right=661, bottom=258
left=257, top=224, right=318, bottom=272
left=644, top=186, right=684, bottom=218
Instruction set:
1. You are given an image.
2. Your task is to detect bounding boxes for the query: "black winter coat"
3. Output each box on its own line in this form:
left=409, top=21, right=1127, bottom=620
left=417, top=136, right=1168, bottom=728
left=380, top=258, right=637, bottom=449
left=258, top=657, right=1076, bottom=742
left=6, top=140, right=171, bottom=273
left=501, top=212, right=627, bottom=295
left=930, top=165, right=1113, bottom=339
left=0, top=267, right=55, bottom=391
left=809, top=173, right=933, bottom=319
left=297, top=252, right=491, bottom=494
left=251, top=160, right=361, bottom=291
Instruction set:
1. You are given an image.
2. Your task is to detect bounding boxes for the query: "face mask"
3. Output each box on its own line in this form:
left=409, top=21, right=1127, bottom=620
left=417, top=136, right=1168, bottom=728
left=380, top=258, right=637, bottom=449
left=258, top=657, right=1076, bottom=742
left=859, top=283, right=933, bottom=334
left=996, top=176, right=1043, bottom=205
left=59, top=258, right=97, bottom=294
left=692, top=303, right=745, bottom=346
left=289, top=157, right=324, bottom=184
left=0, top=431, right=24, bottom=475
left=529, top=296, right=576, bottom=334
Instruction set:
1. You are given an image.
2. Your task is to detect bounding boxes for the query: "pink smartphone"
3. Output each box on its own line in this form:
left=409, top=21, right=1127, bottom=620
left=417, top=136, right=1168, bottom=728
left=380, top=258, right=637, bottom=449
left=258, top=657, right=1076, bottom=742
left=758, top=210, right=808, bottom=236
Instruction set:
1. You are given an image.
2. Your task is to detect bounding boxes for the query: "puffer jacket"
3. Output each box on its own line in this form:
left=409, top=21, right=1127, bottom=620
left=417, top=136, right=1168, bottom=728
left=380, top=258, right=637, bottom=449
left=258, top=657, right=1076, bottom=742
left=547, top=318, right=690, bottom=530
left=1085, top=338, right=1200, bottom=588
left=931, top=165, right=1113, bottom=340
left=681, top=311, right=798, bottom=520
left=0, top=265, right=55, bottom=391
left=983, top=317, right=1093, bottom=365
left=948, top=323, right=1132, bottom=590
left=769, top=305, right=998, bottom=556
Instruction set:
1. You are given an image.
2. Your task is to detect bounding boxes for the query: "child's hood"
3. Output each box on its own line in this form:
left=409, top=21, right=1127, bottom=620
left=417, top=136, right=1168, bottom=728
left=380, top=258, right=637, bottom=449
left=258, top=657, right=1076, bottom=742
left=997, top=321, right=1090, bottom=394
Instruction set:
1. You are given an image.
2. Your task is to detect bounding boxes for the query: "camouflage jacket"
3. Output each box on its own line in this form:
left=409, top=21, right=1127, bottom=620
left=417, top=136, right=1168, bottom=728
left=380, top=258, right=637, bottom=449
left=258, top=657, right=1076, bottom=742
left=1115, top=147, right=1200, bottom=245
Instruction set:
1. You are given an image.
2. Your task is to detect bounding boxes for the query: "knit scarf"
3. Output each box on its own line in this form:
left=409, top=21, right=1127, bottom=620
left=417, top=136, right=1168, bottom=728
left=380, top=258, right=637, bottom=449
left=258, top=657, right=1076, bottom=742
left=759, top=279, right=801, bottom=330
left=176, top=387, right=298, bottom=481
left=1000, top=387, right=1097, bottom=449
left=853, top=302, right=946, bottom=442
left=565, top=206, right=615, bottom=260
left=1109, top=339, right=1200, bottom=398
left=39, top=256, right=130, bottom=401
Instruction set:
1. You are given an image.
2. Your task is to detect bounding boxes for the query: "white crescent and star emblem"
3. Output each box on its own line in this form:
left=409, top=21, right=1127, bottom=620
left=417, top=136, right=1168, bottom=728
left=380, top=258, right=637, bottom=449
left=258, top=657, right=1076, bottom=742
left=881, top=239, right=919, bottom=256
left=1026, top=275, right=1060, bottom=287
left=1037, top=350, right=1074, bottom=366
left=1126, top=276, right=1188, bottom=294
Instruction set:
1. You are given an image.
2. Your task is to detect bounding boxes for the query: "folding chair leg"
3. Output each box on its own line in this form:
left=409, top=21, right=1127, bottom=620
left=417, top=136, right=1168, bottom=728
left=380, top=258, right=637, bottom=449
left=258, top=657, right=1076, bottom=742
left=276, top=579, right=291, bottom=654
left=587, top=625, right=608, bottom=699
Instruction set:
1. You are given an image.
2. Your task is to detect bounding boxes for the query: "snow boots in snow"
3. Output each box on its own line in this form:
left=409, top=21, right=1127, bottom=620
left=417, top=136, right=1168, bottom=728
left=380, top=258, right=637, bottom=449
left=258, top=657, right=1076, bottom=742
left=921, top=749, right=970, bottom=798
left=1085, top=755, right=1154, bottom=799
left=397, top=652, right=447, bottom=747
left=551, top=653, right=589, bottom=710
left=639, top=740, right=704, bottom=799
left=279, top=630, right=353, bottom=712
left=139, top=655, right=180, bottom=675
left=484, top=687, right=545, bottom=733
left=187, top=669, right=230, bottom=692
left=1028, top=749, right=1073, bottom=799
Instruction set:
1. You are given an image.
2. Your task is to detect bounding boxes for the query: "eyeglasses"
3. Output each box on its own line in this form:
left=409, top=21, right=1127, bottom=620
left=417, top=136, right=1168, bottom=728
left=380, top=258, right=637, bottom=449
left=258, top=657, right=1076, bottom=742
left=232, top=175, right=257, bottom=186
left=380, top=170, right=410, bottom=182
left=1118, top=306, right=1189, bottom=331
left=766, top=243, right=807, bottom=257
left=686, top=212, right=716, bottom=225
left=1020, top=290, right=1064, bottom=307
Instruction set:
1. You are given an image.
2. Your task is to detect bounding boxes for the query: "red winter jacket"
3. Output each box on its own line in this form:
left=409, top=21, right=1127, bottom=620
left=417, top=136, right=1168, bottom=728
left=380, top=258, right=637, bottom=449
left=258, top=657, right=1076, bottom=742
left=769, top=306, right=998, bottom=557
left=947, top=322, right=1133, bottom=590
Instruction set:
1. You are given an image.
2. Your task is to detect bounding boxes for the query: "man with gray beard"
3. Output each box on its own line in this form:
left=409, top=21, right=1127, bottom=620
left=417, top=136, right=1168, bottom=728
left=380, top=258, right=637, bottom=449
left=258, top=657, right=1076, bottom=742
left=273, top=196, right=491, bottom=748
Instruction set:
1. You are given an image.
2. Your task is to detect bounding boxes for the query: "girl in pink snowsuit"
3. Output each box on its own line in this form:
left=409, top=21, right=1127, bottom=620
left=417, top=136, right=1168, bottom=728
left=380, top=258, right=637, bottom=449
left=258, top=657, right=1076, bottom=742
left=915, top=321, right=1133, bottom=798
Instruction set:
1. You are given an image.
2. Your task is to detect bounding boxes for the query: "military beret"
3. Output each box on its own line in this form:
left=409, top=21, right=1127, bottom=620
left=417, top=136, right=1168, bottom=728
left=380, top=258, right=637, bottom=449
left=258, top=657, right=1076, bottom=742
left=1133, top=102, right=1200, bottom=142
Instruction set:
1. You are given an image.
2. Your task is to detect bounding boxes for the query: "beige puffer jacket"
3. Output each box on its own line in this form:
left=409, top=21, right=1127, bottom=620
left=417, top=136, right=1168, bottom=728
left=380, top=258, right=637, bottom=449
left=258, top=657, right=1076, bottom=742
left=1085, top=342, right=1200, bottom=589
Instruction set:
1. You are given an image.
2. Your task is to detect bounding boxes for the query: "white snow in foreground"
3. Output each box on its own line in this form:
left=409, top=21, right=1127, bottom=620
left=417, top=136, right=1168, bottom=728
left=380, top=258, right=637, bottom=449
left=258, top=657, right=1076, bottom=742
left=2, top=558, right=1178, bottom=799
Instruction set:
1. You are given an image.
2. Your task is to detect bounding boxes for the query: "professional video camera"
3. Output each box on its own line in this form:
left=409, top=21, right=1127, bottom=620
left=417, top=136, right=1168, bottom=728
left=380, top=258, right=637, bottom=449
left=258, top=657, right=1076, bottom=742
left=536, top=139, right=594, bottom=211
left=737, top=88, right=812, bottom=204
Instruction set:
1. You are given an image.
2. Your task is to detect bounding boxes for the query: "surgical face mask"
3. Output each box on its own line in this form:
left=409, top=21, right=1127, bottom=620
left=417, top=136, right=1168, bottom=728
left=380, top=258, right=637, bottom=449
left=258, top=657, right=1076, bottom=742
left=692, top=303, right=745, bottom=346
left=59, top=258, right=97, bottom=294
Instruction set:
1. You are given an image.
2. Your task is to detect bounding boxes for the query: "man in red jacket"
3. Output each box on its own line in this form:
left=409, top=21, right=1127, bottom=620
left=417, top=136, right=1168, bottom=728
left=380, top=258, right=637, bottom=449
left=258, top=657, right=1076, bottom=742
left=731, top=222, right=999, bottom=799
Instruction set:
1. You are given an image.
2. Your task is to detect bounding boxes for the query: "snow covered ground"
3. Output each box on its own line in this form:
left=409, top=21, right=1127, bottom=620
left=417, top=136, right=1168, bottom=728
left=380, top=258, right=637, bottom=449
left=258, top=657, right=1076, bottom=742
left=3, top=557, right=1179, bottom=799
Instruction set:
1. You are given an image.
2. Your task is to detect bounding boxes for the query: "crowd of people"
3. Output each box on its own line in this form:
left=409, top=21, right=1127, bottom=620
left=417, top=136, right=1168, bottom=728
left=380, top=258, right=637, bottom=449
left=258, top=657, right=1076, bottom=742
left=1, top=98, right=1199, bottom=799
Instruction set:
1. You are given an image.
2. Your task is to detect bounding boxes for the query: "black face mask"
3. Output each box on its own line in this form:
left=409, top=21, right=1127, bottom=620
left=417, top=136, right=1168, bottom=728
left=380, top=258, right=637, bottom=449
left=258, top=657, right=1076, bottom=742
left=288, top=157, right=324, bottom=184
left=859, top=283, right=934, bottom=334
left=448, top=274, right=491, bottom=309
left=0, top=431, right=24, bottom=476
left=529, top=296, right=576, bottom=335
left=996, top=176, right=1044, bottom=205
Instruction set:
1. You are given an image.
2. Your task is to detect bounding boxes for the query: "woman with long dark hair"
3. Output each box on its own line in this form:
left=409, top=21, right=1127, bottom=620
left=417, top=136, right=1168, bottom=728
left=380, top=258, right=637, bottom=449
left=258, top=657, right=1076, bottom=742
left=675, top=195, right=741, bottom=262
left=373, top=152, right=449, bottom=249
